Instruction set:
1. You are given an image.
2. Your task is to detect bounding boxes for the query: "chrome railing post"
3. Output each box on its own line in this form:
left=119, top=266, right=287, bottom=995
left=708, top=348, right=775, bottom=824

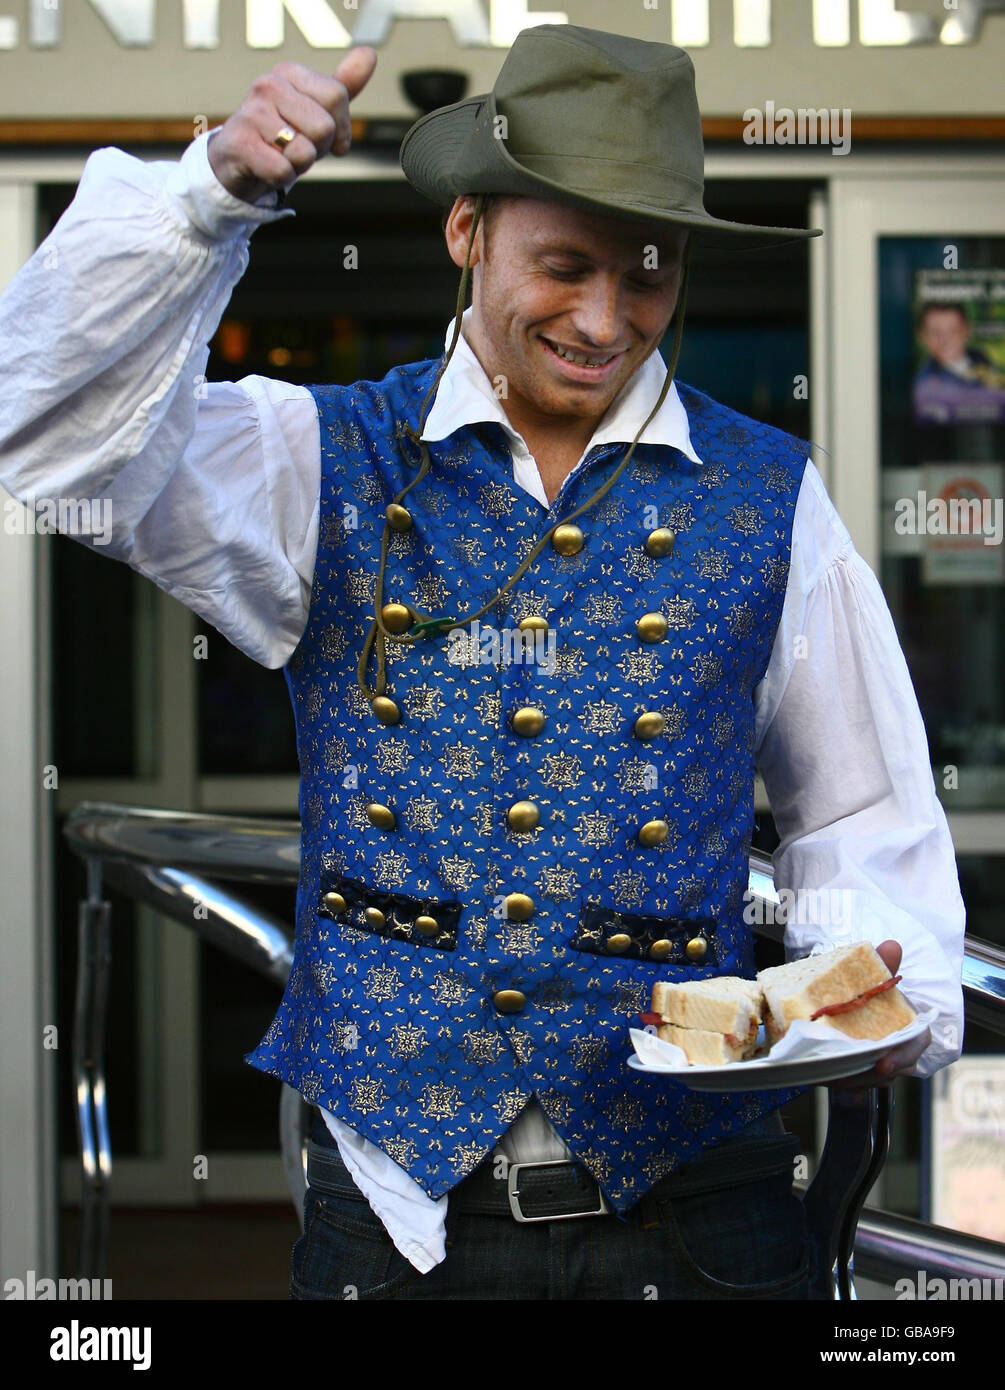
left=73, top=856, right=113, bottom=1281
left=803, top=1086, right=883, bottom=1298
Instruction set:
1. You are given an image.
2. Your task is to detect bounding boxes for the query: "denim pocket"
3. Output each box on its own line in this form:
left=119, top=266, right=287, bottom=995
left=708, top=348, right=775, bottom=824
left=290, top=1185, right=416, bottom=1301
left=655, top=1134, right=809, bottom=1299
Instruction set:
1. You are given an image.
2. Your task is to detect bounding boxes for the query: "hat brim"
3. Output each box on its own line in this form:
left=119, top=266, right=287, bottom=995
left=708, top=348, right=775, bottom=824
left=400, top=95, right=822, bottom=247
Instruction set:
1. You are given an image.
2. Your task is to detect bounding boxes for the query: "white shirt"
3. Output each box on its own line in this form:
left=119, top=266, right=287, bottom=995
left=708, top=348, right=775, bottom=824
left=0, top=128, right=967, bottom=1274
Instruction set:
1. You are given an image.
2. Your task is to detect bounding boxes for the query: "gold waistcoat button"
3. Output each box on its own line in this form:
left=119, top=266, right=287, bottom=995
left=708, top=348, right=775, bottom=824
left=637, top=818, right=669, bottom=847
left=511, top=706, right=546, bottom=737
left=364, top=906, right=386, bottom=928
left=649, top=938, right=673, bottom=962
left=414, top=914, right=440, bottom=937
left=372, top=696, right=401, bottom=725
left=636, top=611, right=668, bottom=643
left=551, top=523, right=584, bottom=556
left=606, top=932, right=632, bottom=954
left=385, top=503, right=413, bottom=532
left=645, top=527, right=676, bottom=557
left=507, top=800, right=540, bottom=832
left=366, top=802, right=396, bottom=830
left=380, top=602, right=414, bottom=634
left=633, top=711, right=666, bottom=741
left=322, top=891, right=346, bottom=915
left=518, top=614, right=549, bottom=635
left=686, top=936, right=708, bottom=962
left=503, top=892, right=535, bottom=922
left=493, top=989, right=527, bottom=1015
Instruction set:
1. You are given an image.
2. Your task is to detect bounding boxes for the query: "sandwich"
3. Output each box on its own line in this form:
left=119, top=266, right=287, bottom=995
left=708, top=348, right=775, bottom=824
left=642, top=976, right=764, bottom=1064
left=756, top=942, right=916, bottom=1044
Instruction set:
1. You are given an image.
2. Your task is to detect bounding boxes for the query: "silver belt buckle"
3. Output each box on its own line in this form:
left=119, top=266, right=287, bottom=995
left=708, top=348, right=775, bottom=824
left=506, top=1159, right=611, bottom=1223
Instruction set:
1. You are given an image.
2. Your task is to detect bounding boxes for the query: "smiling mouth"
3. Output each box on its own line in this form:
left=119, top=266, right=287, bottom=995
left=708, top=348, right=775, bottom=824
left=540, top=336, right=624, bottom=369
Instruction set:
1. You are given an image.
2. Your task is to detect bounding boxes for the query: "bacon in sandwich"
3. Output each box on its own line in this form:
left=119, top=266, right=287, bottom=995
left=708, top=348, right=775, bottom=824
left=757, top=942, right=916, bottom=1044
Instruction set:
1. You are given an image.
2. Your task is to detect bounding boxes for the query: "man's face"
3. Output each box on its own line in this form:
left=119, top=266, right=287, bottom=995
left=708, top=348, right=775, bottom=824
left=444, top=195, right=688, bottom=437
left=919, top=308, right=971, bottom=366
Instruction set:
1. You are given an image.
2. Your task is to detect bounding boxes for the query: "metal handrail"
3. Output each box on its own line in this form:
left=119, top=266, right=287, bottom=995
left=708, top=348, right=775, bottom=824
left=855, top=1209, right=1005, bottom=1288
left=62, top=801, right=1005, bottom=1294
left=92, top=857, right=293, bottom=985
left=960, top=935, right=1005, bottom=1034
left=64, top=802, right=303, bottom=884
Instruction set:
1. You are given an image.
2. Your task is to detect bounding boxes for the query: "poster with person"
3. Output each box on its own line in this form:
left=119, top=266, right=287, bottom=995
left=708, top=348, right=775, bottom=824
left=913, top=269, right=1005, bottom=425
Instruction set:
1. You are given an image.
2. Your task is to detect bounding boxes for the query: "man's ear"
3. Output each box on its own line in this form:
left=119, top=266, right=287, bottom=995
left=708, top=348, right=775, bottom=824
left=443, top=196, right=484, bottom=271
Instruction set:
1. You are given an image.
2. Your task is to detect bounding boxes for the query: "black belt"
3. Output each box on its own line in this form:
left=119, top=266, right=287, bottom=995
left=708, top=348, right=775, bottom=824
left=306, top=1141, right=611, bottom=1222
left=306, top=1113, right=792, bottom=1225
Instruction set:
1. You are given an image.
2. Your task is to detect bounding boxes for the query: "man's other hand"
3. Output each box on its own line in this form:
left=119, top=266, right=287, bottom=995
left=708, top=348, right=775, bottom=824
left=826, top=939, right=930, bottom=1090
left=207, top=47, right=379, bottom=205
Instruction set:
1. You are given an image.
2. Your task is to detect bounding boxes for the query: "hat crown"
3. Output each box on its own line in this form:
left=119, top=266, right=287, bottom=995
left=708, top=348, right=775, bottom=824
left=494, top=24, right=705, bottom=195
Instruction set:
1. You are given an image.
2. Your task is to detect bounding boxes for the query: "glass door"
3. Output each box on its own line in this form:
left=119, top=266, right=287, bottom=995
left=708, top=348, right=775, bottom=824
left=828, top=167, right=1005, bottom=1228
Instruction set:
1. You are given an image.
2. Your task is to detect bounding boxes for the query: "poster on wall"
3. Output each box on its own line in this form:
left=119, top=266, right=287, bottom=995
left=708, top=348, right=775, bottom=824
left=931, top=1059, right=1005, bottom=1244
left=913, top=269, right=1005, bottom=426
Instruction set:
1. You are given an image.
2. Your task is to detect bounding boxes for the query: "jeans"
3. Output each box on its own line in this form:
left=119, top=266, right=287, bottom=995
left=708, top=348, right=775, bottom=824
left=289, top=1108, right=811, bottom=1300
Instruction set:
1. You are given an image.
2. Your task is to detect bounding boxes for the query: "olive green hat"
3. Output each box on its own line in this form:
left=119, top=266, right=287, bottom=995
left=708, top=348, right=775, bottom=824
left=400, top=23, right=821, bottom=241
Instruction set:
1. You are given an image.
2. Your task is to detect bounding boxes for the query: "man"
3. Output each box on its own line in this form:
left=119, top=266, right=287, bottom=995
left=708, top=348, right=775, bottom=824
left=0, top=25, right=964, bottom=1300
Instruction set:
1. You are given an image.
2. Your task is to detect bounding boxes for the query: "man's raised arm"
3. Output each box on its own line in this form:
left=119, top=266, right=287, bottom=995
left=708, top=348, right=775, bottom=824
left=0, top=49, right=377, bottom=670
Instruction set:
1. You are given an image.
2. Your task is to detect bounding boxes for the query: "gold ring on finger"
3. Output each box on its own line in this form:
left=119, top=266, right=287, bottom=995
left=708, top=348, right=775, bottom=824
left=273, top=126, right=297, bottom=150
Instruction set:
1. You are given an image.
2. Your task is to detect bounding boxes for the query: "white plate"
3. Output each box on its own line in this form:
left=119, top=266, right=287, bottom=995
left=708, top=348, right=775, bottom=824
left=627, top=1013, right=933, bottom=1091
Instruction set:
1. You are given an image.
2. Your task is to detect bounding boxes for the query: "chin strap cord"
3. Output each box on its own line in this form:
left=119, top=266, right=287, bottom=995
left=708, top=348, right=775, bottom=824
left=358, top=212, right=693, bottom=704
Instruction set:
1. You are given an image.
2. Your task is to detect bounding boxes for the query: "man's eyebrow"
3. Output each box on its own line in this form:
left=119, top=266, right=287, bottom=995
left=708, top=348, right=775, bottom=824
left=530, top=240, right=596, bottom=259
left=530, top=238, right=671, bottom=267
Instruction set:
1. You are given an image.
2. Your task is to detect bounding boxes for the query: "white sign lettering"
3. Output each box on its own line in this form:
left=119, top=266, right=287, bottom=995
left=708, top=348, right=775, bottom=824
left=669, top=0, right=1003, bottom=47
left=352, top=0, right=488, bottom=47
left=246, top=0, right=351, bottom=48
left=0, top=0, right=1001, bottom=50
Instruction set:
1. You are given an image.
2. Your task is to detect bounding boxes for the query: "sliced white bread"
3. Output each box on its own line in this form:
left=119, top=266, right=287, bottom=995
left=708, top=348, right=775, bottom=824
left=656, top=1021, right=757, bottom=1065
left=757, top=942, right=917, bottom=1043
left=651, top=975, right=763, bottom=1036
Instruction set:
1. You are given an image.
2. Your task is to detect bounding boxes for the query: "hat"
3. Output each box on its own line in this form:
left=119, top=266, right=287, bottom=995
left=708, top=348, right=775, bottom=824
left=400, top=24, right=821, bottom=242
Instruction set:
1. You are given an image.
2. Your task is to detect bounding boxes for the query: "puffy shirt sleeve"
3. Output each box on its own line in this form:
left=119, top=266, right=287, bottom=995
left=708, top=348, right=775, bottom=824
left=754, top=459, right=966, bottom=1078
left=0, top=127, right=320, bottom=669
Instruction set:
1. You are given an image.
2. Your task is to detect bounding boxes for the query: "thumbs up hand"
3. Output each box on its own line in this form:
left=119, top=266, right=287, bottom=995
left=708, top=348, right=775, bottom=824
left=207, top=47, right=379, bottom=205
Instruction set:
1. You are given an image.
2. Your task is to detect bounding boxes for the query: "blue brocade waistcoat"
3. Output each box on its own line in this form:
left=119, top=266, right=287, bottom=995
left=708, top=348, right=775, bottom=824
left=245, top=355, right=808, bottom=1213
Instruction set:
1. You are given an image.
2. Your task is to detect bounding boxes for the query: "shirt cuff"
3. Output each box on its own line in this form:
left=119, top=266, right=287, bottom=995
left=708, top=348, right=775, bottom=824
left=164, top=126, right=297, bottom=242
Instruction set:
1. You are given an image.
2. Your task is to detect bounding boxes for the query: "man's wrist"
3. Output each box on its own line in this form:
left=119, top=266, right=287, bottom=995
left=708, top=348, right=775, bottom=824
left=165, top=127, right=296, bottom=241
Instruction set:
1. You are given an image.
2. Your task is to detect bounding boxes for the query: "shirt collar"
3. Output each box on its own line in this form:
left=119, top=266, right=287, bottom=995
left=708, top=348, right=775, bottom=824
left=418, top=305, right=702, bottom=467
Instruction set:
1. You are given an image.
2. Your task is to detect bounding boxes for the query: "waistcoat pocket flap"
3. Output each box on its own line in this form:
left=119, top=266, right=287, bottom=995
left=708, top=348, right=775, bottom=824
left=571, top=899, right=721, bottom=966
left=317, top=872, right=461, bottom=952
